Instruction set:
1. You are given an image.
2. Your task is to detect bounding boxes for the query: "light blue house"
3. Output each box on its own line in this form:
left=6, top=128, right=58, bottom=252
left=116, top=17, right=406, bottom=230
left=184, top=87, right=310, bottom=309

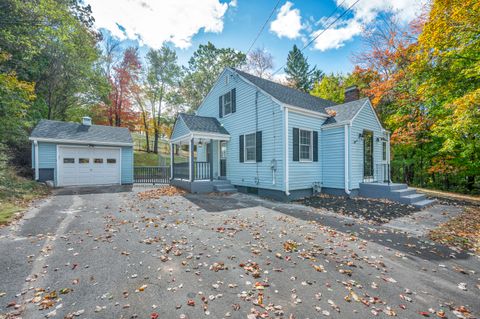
left=171, top=68, right=433, bottom=206
left=29, top=117, right=134, bottom=187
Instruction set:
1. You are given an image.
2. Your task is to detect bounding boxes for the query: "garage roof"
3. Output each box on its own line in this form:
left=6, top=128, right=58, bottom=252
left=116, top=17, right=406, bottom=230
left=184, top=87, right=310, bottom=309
left=30, top=120, right=133, bottom=145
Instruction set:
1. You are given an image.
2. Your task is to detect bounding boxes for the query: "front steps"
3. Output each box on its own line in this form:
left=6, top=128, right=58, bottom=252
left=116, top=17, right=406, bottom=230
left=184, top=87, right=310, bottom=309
left=359, top=183, right=435, bottom=209
left=212, top=179, right=237, bottom=193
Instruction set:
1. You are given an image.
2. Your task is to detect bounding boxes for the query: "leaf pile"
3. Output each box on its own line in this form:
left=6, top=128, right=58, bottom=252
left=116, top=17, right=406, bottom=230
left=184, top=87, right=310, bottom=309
left=137, top=186, right=186, bottom=199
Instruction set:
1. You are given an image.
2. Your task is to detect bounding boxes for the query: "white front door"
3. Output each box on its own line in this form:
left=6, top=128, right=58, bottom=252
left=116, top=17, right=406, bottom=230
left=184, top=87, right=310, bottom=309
left=58, top=146, right=121, bottom=186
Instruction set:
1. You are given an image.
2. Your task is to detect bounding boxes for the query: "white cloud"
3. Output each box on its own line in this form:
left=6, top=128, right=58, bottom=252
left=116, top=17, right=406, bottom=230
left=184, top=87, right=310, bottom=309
left=311, top=0, right=427, bottom=51
left=86, top=0, right=230, bottom=49
left=229, top=0, right=238, bottom=7
left=270, top=1, right=303, bottom=39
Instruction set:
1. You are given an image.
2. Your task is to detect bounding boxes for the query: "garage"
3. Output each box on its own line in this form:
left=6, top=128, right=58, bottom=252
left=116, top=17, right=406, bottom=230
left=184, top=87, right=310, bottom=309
left=58, top=146, right=121, bottom=186
left=29, top=117, right=134, bottom=187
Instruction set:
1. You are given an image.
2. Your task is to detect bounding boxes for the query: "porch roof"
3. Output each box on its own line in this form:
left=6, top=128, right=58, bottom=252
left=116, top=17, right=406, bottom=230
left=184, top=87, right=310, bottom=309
left=171, top=113, right=230, bottom=143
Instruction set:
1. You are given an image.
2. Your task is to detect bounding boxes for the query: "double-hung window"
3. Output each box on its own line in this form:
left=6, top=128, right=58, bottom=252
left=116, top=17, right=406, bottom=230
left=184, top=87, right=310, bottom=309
left=244, top=133, right=256, bottom=162
left=222, top=91, right=232, bottom=116
left=299, top=129, right=312, bottom=161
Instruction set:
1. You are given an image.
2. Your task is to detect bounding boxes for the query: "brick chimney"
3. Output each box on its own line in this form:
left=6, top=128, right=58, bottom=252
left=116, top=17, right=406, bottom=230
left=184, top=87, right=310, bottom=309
left=344, top=85, right=360, bottom=103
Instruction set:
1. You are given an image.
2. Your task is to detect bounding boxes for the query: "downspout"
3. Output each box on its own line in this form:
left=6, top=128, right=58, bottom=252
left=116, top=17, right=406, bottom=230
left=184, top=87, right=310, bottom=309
left=34, top=140, right=39, bottom=181
left=344, top=124, right=350, bottom=195
left=284, top=107, right=290, bottom=196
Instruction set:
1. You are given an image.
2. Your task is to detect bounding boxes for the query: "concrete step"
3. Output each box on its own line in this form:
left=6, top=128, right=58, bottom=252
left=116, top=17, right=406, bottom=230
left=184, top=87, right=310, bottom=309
left=390, top=188, right=417, bottom=199
left=211, top=179, right=231, bottom=186
left=214, top=185, right=237, bottom=193
left=359, top=183, right=408, bottom=198
left=398, top=193, right=426, bottom=205
left=412, top=199, right=436, bottom=209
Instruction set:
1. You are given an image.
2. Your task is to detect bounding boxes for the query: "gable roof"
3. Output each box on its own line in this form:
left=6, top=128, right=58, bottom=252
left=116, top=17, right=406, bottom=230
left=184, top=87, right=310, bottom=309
left=322, top=98, right=369, bottom=126
left=233, top=68, right=335, bottom=115
left=30, top=119, right=133, bottom=145
left=178, top=113, right=229, bottom=135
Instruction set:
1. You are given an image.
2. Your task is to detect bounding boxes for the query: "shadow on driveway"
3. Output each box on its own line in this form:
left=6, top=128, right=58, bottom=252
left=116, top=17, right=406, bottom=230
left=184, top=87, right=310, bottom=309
left=54, top=185, right=133, bottom=196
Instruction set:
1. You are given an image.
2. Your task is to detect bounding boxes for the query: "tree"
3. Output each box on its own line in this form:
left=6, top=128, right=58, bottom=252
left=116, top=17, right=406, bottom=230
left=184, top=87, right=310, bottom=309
left=181, top=42, right=246, bottom=110
left=284, top=45, right=322, bottom=92
left=244, top=48, right=274, bottom=79
left=145, top=45, right=182, bottom=153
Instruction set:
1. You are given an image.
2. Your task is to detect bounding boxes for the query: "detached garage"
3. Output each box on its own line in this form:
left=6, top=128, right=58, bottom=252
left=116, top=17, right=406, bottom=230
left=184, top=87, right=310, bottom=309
left=29, top=117, right=133, bottom=187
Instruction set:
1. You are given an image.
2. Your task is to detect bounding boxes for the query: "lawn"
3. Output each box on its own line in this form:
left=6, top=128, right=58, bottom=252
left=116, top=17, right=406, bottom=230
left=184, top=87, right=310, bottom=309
left=0, top=169, right=49, bottom=225
left=134, top=151, right=187, bottom=166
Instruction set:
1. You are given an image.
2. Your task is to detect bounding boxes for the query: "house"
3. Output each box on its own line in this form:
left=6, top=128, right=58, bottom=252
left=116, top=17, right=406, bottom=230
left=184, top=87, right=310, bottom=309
left=170, top=68, right=434, bottom=207
left=29, top=117, right=134, bottom=187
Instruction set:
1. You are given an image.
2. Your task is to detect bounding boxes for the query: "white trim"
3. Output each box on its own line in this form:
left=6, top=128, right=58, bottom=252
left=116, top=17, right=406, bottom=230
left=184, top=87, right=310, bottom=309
left=298, top=128, right=313, bottom=162
left=344, top=124, right=350, bottom=195
left=188, top=139, right=193, bottom=181
left=56, top=145, right=122, bottom=187
left=34, top=140, right=39, bottom=180
left=170, top=131, right=231, bottom=144
left=243, top=132, right=257, bottom=163
left=28, top=137, right=133, bottom=147
left=170, top=143, right=174, bottom=179
left=170, top=133, right=192, bottom=144
left=321, top=121, right=351, bottom=130
left=219, top=140, right=227, bottom=177
left=283, top=104, right=329, bottom=119
left=284, top=107, right=290, bottom=196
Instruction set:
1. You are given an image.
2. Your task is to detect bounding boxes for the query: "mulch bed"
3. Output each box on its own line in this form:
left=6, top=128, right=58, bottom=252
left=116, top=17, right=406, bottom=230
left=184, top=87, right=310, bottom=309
left=299, top=193, right=419, bottom=224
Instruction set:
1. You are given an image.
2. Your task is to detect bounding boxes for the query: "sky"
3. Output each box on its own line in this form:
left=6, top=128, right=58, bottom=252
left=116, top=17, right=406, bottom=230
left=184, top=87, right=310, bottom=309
left=85, top=0, right=426, bottom=76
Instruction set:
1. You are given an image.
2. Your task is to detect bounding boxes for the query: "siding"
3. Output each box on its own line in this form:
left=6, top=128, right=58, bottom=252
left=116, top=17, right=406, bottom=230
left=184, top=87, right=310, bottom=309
left=121, top=146, right=134, bottom=184
left=321, top=127, right=345, bottom=189
left=196, top=69, right=284, bottom=190
left=171, top=117, right=190, bottom=140
left=288, top=111, right=323, bottom=190
left=37, top=142, right=57, bottom=184
left=349, top=101, right=386, bottom=189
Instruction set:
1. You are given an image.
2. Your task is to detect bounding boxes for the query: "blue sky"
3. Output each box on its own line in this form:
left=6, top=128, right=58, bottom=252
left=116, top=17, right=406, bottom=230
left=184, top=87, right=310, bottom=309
left=87, top=0, right=425, bottom=76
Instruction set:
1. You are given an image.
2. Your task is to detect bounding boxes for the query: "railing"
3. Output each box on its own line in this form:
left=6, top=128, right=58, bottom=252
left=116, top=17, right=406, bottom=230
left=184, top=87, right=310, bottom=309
left=375, top=163, right=391, bottom=183
left=173, top=162, right=189, bottom=179
left=134, top=166, right=170, bottom=184
left=195, top=161, right=211, bottom=180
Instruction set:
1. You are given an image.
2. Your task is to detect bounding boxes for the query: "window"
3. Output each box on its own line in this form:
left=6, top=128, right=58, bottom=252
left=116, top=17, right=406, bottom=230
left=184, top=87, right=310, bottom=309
left=63, top=158, right=74, bottom=164
left=382, top=141, right=387, bottom=161
left=245, top=133, right=256, bottom=162
left=299, top=129, right=312, bottom=161
left=225, top=75, right=229, bottom=85
left=222, top=91, right=232, bottom=116
left=79, top=158, right=89, bottom=164
left=94, top=158, right=103, bottom=164
left=107, top=158, right=116, bottom=164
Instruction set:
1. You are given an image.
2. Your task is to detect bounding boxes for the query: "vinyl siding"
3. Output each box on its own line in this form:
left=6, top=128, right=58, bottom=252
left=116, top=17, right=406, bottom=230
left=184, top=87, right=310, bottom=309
left=196, top=69, right=284, bottom=190
left=121, top=146, right=133, bottom=184
left=37, top=142, right=57, bottom=183
left=288, top=111, right=322, bottom=190
left=350, top=101, right=386, bottom=189
left=321, top=127, right=344, bottom=189
left=171, top=117, right=190, bottom=140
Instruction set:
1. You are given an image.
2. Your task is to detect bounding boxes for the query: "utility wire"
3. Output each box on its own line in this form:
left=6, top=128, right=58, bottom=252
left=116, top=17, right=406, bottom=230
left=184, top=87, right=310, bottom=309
left=245, top=0, right=282, bottom=56
left=272, top=0, right=360, bottom=76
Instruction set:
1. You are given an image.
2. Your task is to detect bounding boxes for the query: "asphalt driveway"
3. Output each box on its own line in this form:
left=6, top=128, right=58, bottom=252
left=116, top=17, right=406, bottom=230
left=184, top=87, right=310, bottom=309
left=0, top=187, right=478, bottom=319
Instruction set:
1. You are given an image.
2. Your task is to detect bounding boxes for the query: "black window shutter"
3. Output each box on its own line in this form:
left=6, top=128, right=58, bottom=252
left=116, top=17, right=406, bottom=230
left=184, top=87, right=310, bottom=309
left=313, top=131, right=318, bottom=162
left=256, top=131, right=262, bottom=162
left=231, top=88, right=236, bottom=113
left=219, top=95, right=223, bottom=118
left=293, top=128, right=299, bottom=161
left=239, top=135, right=244, bottom=163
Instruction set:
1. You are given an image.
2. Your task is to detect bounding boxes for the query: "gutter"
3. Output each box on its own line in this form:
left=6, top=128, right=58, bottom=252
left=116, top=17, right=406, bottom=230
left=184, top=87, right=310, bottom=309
left=344, top=124, right=350, bottom=195
left=284, top=106, right=290, bottom=196
left=34, top=140, right=39, bottom=181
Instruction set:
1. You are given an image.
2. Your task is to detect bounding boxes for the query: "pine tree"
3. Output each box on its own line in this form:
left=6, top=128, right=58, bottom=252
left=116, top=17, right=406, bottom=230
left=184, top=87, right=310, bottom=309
left=284, top=45, right=321, bottom=92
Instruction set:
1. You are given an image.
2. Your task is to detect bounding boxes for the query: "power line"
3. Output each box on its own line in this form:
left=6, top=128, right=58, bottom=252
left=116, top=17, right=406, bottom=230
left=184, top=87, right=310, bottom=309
left=245, top=0, right=282, bottom=56
left=272, top=0, right=360, bottom=76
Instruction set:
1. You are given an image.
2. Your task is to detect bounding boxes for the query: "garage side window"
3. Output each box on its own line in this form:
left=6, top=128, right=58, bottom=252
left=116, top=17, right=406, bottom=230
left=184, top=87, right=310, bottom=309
left=63, top=158, right=75, bottom=164
left=107, top=158, right=116, bottom=164
left=79, top=158, right=89, bottom=164
left=94, top=158, right=103, bottom=164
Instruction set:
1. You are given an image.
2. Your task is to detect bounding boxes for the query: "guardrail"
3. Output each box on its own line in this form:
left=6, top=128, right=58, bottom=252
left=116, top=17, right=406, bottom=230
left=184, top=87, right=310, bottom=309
left=134, top=166, right=170, bottom=184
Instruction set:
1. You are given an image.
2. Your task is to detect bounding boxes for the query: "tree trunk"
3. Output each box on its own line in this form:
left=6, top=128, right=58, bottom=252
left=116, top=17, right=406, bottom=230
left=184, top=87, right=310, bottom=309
left=153, top=128, right=159, bottom=154
left=466, top=175, right=475, bottom=191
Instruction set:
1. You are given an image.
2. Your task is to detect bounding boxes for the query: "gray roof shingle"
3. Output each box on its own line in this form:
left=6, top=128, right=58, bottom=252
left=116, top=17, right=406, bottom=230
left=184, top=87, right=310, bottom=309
left=179, top=113, right=229, bottom=135
left=322, top=98, right=369, bottom=126
left=233, top=68, right=336, bottom=115
left=30, top=119, right=133, bottom=144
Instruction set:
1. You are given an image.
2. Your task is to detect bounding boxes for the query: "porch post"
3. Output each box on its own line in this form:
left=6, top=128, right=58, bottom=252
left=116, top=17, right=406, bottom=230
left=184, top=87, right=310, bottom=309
left=170, top=143, right=174, bottom=180
left=189, top=138, right=194, bottom=182
left=208, top=141, right=213, bottom=181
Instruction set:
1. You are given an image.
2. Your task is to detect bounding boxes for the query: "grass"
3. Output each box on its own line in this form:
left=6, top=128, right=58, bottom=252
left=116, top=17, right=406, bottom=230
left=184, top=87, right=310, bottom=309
left=0, top=169, right=49, bottom=225
left=429, top=206, right=480, bottom=254
left=134, top=151, right=187, bottom=166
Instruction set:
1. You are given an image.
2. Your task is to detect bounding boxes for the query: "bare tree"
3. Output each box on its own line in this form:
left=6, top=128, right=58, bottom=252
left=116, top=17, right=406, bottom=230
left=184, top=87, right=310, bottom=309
left=244, top=48, right=274, bottom=79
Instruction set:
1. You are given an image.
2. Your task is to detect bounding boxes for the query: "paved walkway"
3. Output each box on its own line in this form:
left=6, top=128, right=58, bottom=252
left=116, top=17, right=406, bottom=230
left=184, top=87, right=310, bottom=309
left=0, top=187, right=478, bottom=319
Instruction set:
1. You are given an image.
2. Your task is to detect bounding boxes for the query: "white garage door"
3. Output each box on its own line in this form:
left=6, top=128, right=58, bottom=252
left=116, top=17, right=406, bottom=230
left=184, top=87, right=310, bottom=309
left=58, top=146, right=121, bottom=186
